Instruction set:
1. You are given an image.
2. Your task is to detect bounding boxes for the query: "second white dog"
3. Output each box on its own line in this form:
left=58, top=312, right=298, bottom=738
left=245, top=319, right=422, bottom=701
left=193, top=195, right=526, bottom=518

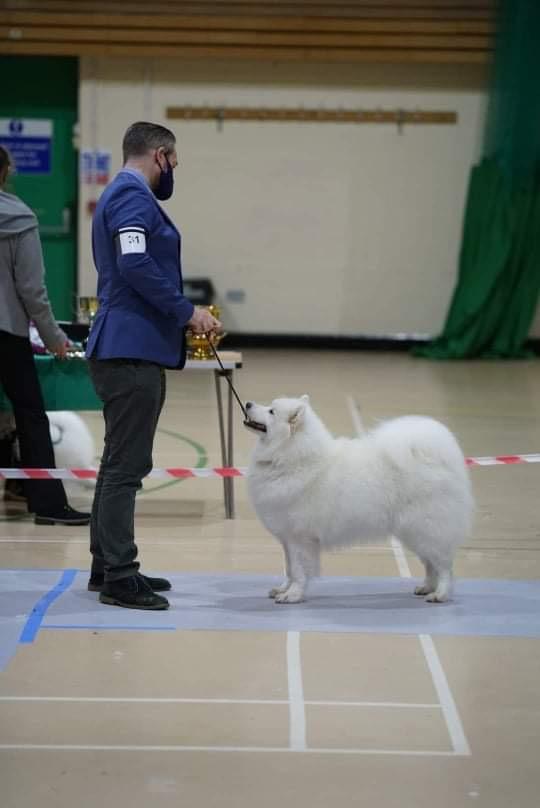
left=244, top=396, right=473, bottom=604
left=47, top=411, right=96, bottom=491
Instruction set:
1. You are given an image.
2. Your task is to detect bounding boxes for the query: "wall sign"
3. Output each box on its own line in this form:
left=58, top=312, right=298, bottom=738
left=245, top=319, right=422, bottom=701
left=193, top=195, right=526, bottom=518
left=80, top=149, right=112, bottom=185
left=0, top=118, right=53, bottom=174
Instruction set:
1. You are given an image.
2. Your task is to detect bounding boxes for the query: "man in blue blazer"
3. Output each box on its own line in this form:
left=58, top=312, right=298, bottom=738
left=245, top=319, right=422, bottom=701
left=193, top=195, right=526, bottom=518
left=86, top=121, right=220, bottom=610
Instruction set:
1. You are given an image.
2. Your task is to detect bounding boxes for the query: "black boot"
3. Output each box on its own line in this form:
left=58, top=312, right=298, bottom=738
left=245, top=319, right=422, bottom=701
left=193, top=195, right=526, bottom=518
left=89, top=571, right=171, bottom=593
left=34, top=505, right=91, bottom=526
left=99, top=574, right=170, bottom=610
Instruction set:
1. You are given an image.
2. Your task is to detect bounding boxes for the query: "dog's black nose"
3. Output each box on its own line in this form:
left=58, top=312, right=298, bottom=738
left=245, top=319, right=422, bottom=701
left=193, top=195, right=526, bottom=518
left=245, top=401, right=253, bottom=410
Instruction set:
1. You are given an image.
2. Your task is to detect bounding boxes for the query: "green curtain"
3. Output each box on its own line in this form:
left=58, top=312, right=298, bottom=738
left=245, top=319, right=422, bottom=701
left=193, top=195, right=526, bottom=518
left=416, top=0, right=540, bottom=359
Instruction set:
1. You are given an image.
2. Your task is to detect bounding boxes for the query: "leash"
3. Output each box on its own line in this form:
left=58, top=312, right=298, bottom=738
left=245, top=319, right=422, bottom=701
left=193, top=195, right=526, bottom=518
left=208, top=338, right=248, bottom=419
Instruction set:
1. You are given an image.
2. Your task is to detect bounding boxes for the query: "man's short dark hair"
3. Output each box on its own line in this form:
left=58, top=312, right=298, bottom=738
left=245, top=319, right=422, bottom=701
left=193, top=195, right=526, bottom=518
left=122, top=121, right=176, bottom=164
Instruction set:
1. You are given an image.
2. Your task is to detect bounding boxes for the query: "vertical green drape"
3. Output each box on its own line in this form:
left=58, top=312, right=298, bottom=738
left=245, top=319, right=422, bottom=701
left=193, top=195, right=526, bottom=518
left=416, top=0, right=540, bottom=359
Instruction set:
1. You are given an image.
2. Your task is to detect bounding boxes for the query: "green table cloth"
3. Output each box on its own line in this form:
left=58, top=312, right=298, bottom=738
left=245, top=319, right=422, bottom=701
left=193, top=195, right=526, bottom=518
left=0, top=355, right=102, bottom=412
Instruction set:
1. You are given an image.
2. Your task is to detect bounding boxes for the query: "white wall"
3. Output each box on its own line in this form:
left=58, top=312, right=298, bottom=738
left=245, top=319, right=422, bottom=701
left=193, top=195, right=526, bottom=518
left=78, top=57, right=490, bottom=337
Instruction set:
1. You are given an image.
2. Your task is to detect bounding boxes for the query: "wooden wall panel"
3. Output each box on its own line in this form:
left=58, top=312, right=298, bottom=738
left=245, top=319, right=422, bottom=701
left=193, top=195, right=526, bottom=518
left=0, top=1, right=495, bottom=63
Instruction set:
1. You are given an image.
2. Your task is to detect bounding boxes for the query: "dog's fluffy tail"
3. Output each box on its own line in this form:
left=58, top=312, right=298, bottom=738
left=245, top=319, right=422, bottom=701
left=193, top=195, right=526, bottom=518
left=372, top=415, right=465, bottom=468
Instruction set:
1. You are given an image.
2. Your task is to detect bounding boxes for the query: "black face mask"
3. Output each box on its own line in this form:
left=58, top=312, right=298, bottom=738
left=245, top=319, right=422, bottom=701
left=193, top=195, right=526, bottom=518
left=154, top=154, right=174, bottom=200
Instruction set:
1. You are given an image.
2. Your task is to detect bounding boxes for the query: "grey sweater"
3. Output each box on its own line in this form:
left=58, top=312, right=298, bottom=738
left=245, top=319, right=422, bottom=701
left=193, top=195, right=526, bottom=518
left=0, top=190, right=65, bottom=350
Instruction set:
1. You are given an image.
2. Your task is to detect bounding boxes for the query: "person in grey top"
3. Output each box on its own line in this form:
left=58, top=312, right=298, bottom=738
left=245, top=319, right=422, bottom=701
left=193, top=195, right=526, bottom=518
left=0, top=145, right=90, bottom=524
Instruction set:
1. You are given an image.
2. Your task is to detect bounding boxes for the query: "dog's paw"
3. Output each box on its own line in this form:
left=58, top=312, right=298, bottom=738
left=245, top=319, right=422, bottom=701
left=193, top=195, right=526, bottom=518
left=414, top=584, right=435, bottom=596
left=274, top=585, right=305, bottom=604
left=269, top=585, right=289, bottom=599
left=425, top=591, right=449, bottom=604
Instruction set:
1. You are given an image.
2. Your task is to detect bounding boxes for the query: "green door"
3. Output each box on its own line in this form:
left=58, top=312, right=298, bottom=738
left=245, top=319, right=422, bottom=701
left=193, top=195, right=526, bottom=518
left=0, top=56, right=78, bottom=321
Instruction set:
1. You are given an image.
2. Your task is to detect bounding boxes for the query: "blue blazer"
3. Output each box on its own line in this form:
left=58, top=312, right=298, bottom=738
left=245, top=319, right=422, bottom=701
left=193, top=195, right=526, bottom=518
left=85, top=169, right=194, bottom=368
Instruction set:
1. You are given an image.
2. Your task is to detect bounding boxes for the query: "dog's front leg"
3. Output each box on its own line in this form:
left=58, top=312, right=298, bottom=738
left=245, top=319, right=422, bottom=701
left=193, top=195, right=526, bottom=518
left=269, top=541, right=293, bottom=599
left=273, top=539, right=318, bottom=604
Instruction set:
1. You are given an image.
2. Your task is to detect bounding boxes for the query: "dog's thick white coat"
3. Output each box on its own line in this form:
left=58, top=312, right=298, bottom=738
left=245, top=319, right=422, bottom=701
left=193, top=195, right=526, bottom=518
left=245, top=396, right=473, bottom=604
left=47, top=411, right=96, bottom=490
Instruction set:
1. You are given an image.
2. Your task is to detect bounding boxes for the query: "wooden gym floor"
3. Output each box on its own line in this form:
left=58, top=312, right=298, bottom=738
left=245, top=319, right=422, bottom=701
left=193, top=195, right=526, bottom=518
left=1, top=349, right=539, bottom=808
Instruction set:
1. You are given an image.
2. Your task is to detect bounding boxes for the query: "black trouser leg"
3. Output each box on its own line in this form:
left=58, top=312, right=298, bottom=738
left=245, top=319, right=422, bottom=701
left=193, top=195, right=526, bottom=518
left=0, top=330, right=67, bottom=514
left=0, top=432, right=15, bottom=466
left=88, top=359, right=166, bottom=582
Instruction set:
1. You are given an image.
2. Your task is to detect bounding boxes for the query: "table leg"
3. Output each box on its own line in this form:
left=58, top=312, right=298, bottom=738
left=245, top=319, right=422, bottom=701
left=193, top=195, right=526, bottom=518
left=226, top=371, right=234, bottom=518
left=214, top=370, right=235, bottom=518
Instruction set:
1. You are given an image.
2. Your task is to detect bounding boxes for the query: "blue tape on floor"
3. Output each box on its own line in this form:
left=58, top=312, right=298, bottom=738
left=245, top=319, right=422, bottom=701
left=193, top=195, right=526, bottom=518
left=0, top=569, right=69, bottom=670
left=19, top=569, right=77, bottom=644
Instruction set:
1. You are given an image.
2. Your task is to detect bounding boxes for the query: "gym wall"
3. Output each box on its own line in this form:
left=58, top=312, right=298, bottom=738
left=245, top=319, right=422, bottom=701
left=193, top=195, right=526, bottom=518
left=78, top=57, right=489, bottom=338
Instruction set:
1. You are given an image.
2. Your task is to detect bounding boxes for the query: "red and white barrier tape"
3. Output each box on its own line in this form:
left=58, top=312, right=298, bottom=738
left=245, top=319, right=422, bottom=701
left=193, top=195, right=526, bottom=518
left=0, top=467, right=247, bottom=480
left=1, top=454, right=540, bottom=480
left=466, top=454, right=540, bottom=467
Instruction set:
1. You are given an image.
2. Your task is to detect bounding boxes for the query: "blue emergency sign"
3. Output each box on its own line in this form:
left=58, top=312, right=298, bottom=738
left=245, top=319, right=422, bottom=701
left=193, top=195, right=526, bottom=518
left=0, top=119, right=53, bottom=174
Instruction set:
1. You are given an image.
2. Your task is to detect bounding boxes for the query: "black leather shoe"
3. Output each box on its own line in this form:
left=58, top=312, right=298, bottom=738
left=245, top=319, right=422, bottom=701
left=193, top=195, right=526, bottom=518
left=34, top=505, right=91, bottom=526
left=99, top=574, right=169, bottom=610
left=88, top=572, right=171, bottom=593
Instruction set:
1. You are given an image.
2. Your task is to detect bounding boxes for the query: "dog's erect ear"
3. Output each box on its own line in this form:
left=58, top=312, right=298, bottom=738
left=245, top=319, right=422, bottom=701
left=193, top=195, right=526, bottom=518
left=300, top=394, right=310, bottom=403
left=288, top=400, right=307, bottom=431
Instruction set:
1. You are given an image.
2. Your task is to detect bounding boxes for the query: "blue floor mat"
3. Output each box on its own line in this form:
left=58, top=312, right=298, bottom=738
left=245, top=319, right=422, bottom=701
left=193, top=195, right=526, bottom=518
left=1, top=570, right=539, bottom=672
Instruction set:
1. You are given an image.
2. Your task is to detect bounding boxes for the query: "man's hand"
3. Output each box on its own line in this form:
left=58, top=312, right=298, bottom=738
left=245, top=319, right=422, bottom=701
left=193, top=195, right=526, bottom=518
left=50, top=340, right=69, bottom=359
left=188, top=307, right=222, bottom=335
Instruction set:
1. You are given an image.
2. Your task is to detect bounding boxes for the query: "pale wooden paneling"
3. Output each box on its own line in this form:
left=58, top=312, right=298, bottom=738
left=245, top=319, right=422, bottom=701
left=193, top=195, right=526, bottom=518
left=1, top=1, right=494, bottom=62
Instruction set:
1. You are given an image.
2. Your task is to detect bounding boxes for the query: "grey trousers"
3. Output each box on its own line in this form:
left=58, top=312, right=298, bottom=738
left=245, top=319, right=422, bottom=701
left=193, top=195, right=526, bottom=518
left=88, top=358, right=166, bottom=582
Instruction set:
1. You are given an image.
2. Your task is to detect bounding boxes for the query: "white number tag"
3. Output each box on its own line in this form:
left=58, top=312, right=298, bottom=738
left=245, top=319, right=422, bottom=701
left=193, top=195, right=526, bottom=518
left=118, top=228, right=146, bottom=255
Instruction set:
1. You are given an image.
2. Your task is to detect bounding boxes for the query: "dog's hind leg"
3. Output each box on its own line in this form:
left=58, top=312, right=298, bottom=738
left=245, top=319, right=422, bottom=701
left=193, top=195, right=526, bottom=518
left=407, top=553, right=453, bottom=603
left=424, top=564, right=453, bottom=603
left=274, top=538, right=320, bottom=604
left=409, top=549, right=454, bottom=603
left=398, top=521, right=458, bottom=604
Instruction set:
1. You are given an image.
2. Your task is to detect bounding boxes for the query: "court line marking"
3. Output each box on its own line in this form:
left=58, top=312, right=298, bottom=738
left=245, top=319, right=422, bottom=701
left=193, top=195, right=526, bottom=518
left=0, top=540, right=394, bottom=552
left=388, top=539, right=471, bottom=755
left=41, top=625, right=177, bottom=632
left=346, top=394, right=365, bottom=436
left=287, top=631, right=306, bottom=751
left=418, top=634, right=471, bottom=756
left=0, top=696, right=439, bottom=708
left=348, top=395, right=471, bottom=758
left=0, top=539, right=91, bottom=544
left=0, top=744, right=464, bottom=756
left=390, top=536, right=411, bottom=579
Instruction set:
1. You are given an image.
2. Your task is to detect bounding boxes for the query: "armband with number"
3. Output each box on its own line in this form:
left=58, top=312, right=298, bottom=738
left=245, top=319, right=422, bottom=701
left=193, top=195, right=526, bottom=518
left=115, top=227, right=147, bottom=256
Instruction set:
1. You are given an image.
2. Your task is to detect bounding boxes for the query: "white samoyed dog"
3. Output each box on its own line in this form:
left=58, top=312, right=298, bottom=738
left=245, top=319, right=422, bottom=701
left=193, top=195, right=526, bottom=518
left=244, top=396, right=473, bottom=605
left=47, top=411, right=96, bottom=491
